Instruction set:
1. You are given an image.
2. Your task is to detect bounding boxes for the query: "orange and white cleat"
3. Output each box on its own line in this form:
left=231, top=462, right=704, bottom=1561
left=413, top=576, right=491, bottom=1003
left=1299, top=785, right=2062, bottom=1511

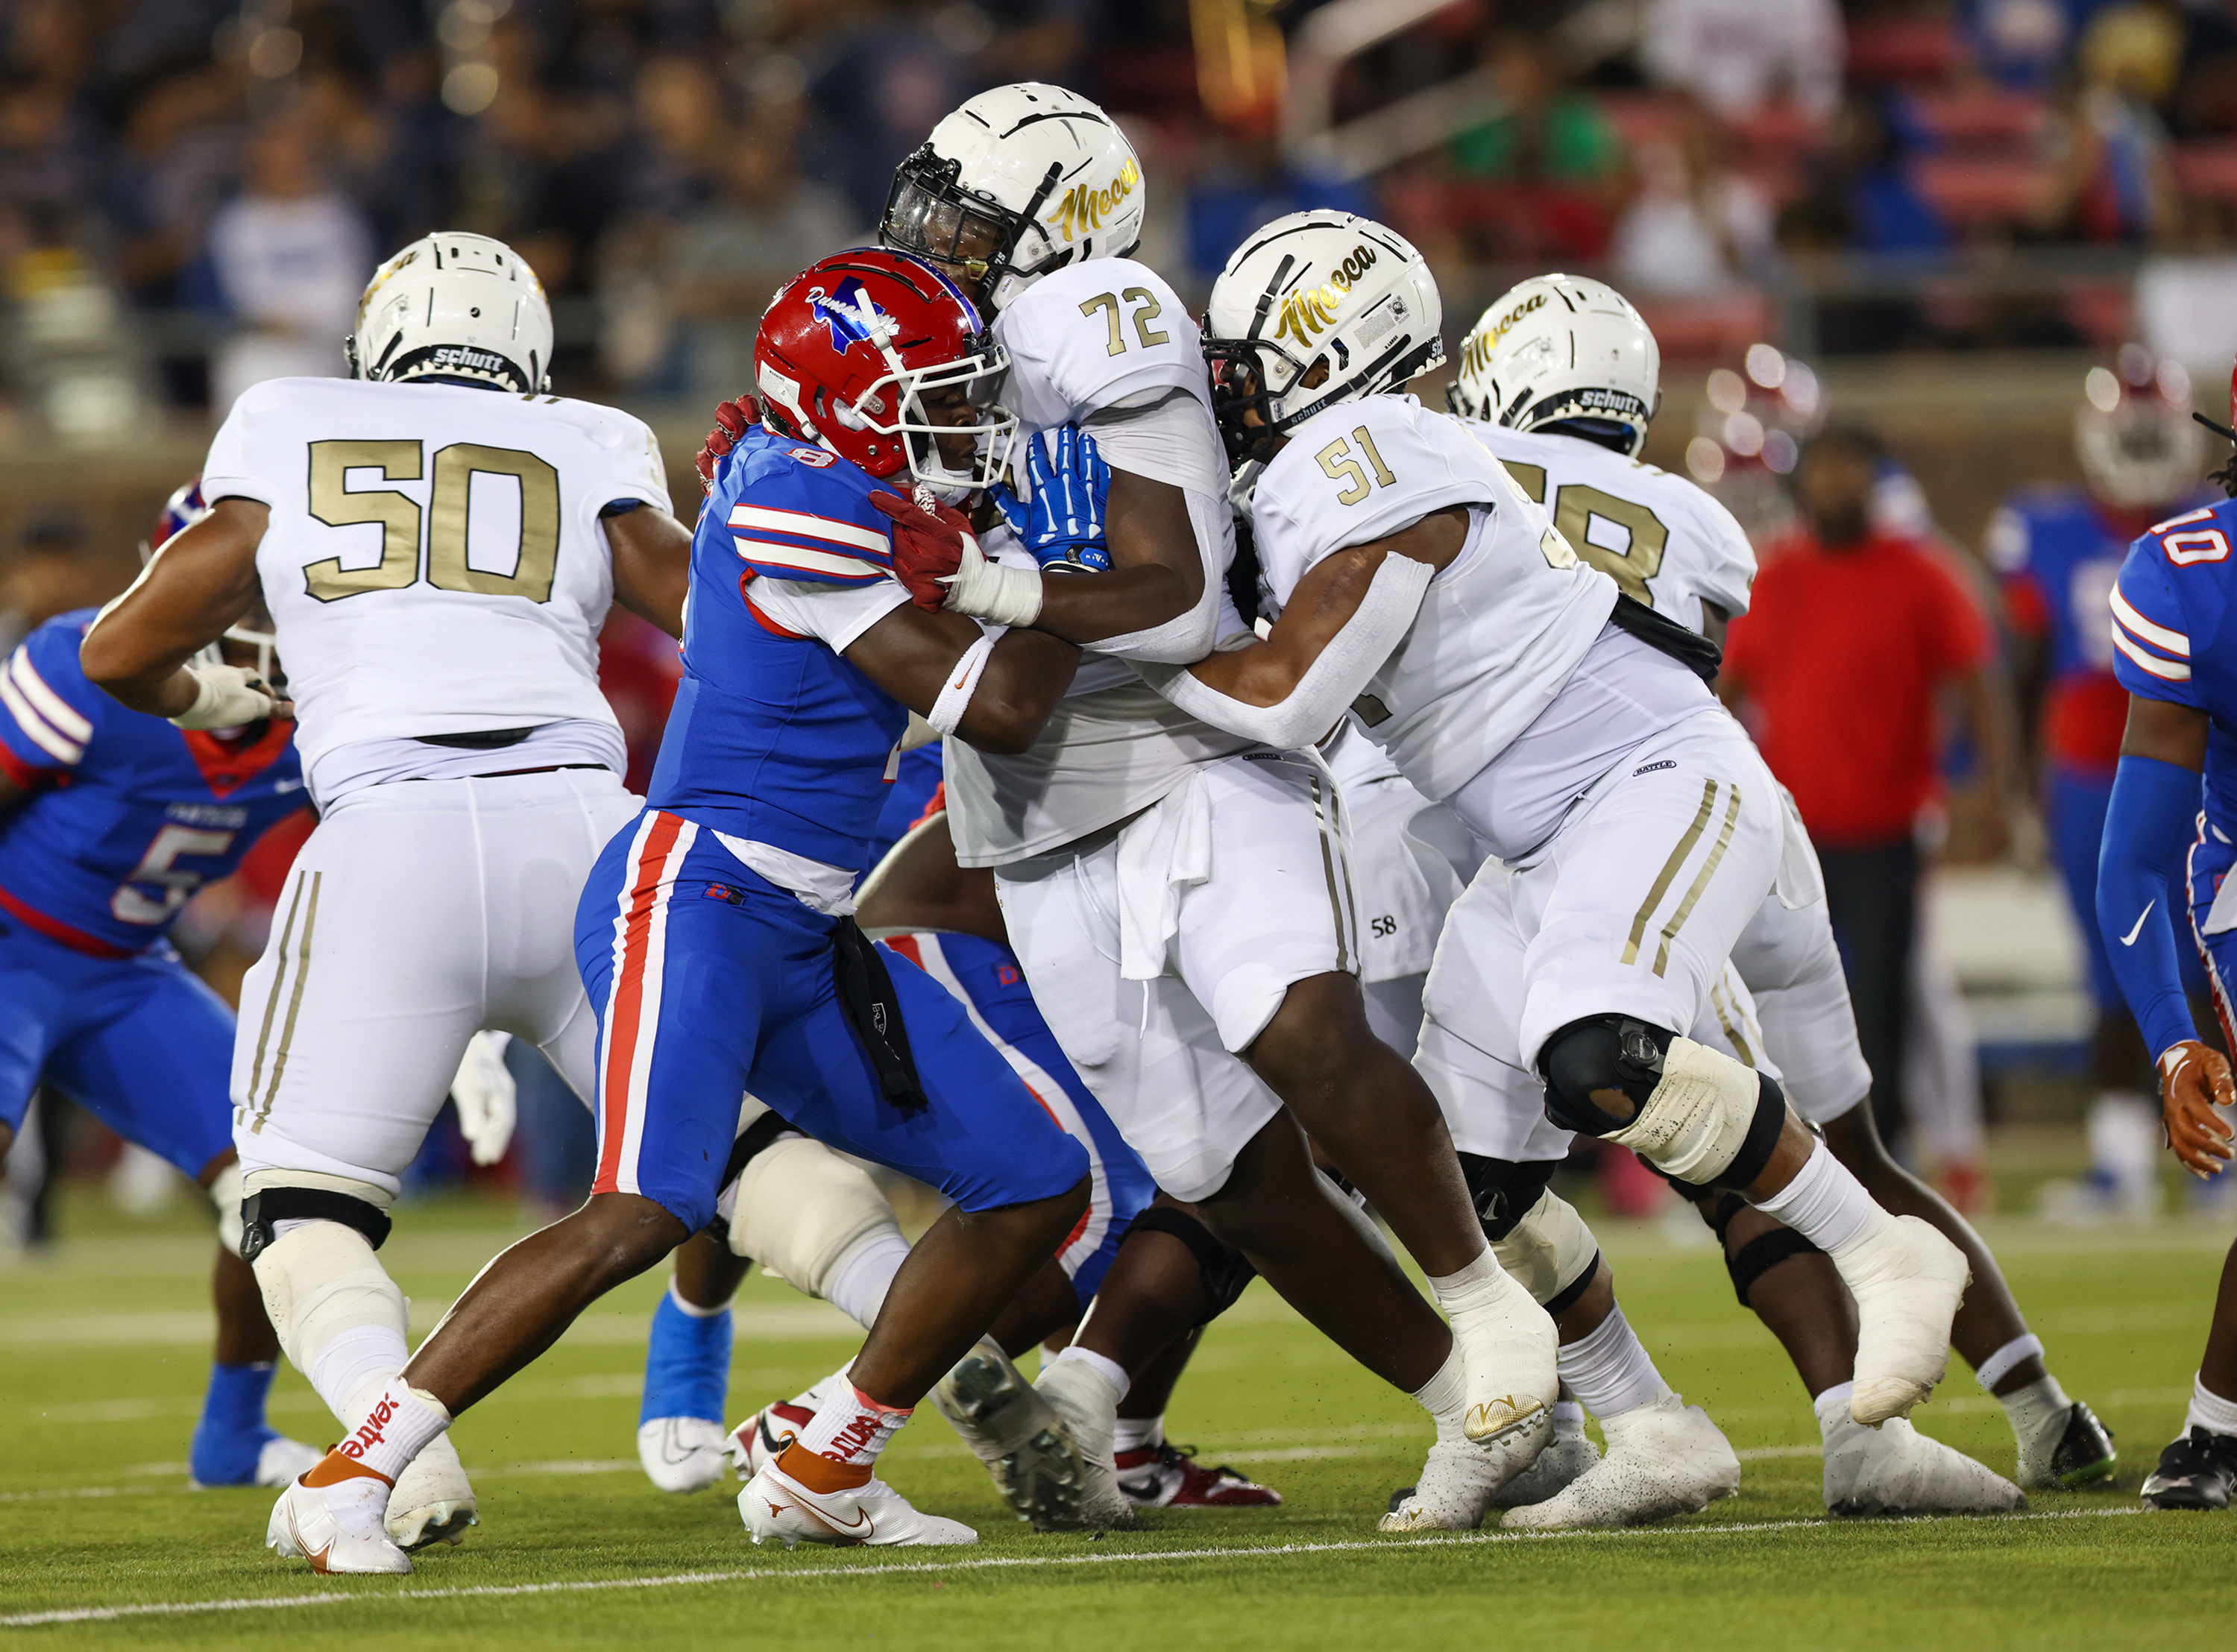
left=265, top=1452, right=412, bottom=1575
left=738, top=1447, right=976, bottom=1548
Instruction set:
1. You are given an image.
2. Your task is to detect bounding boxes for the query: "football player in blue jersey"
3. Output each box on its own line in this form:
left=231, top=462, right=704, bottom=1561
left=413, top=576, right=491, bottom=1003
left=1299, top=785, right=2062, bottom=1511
left=2095, top=368, right=2237, bottom=1510
left=265, top=249, right=1101, bottom=1569
left=0, top=481, right=319, bottom=1489
left=1993, top=349, right=2212, bottom=1219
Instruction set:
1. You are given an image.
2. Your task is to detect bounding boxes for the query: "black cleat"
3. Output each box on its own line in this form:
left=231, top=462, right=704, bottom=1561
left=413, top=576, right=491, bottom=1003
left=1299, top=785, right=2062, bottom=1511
left=2048, top=1402, right=2118, bottom=1489
left=2141, top=1428, right=2237, bottom=1510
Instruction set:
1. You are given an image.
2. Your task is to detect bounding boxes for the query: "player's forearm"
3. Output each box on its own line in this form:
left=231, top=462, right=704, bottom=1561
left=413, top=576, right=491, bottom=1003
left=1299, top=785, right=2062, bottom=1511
left=2096, top=751, right=2203, bottom=1062
left=1028, top=562, right=1206, bottom=651
left=81, top=498, right=269, bottom=712
left=953, top=628, right=1082, bottom=755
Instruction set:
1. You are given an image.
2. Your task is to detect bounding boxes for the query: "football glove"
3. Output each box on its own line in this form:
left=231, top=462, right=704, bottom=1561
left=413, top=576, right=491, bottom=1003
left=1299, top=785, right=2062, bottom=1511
left=169, top=664, right=286, bottom=730
left=449, top=1031, right=517, bottom=1167
left=869, top=487, right=1044, bottom=626
left=989, top=426, right=1112, bottom=573
left=694, top=395, right=761, bottom=491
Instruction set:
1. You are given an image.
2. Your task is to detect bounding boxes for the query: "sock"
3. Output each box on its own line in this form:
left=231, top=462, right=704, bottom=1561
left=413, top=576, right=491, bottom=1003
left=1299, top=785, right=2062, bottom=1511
left=1410, top=1345, right=1469, bottom=1443
left=1427, top=1245, right=1503, bottom=1321
left=2186, top=1372, right=2237, bottom=1438
left=667, top=1281, right=733, bottom=1318
left=1048, top=1344, right=1130, bottom=1406
left=337, top=1379, right=451, bottom=1482
left=2000, top=1373, right=2071, bottom=1468
left=793, top=1380, right=910, bottom=1478
left=1974, top=1332, right=2044, bottom=1393
left=640, top=1285, right=733, bottom=1425
left=1813, top=1380, right=1858, bottom=1437
left=188, top=1363, right=280, bottom=1484
left=1113, top=1414, right=1165, bottom=1457
left=1555, top=1305, right=1671, bottom=1421
left=824, top=1230, right=912, bottom=1330
left=1753, top=1143, right=1875, bottom=1255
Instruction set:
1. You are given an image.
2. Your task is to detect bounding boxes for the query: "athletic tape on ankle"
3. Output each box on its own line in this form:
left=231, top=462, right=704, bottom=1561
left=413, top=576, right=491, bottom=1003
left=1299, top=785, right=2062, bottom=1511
left=1973, top=1334, right=2043, bottom=1393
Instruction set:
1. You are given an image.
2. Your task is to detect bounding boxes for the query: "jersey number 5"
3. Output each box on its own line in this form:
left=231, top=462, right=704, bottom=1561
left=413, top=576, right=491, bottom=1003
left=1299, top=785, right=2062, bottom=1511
left=111, top=823, right=233, bottom=925
left=1079, top=289, right=1171, bottom=357
left=304, top=439, right=561, bottom=605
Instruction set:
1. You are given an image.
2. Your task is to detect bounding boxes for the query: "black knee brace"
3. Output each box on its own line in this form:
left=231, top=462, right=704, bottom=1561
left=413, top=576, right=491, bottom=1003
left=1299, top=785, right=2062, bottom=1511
left=1124, top=1205, right=1257, bottom=1324
left=239, top=1186, right=391, bottom=1263
left=1717, top=1194, right=1823, bottom=1308
left=1537, top=1015, right=1674, bottom=1137
left=1456, top=1153, right=1561, bottom=1241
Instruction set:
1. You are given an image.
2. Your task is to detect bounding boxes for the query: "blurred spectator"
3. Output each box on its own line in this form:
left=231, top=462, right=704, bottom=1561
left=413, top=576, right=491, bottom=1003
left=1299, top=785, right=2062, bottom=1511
left=104, top=60, right=243, bottom=313
left=1184, top=135, right=1369, bottom=282
left=1720, top=426, right=2019, bottom=1152
left=1642, top=0, right=1845, bottom=124
left=1787, top=93, right=1951, bottom=256
left=0, top=510, right=92, bottom=655
left=1444, top=34, right=1629, bottom=262
left=805, top=8, right=980, bottom=226
left=204, top=108, right=374, bottom=413
left=2048, top=3, right=2181, bottom=243
left=1610, top=101, right=1777, bottom=295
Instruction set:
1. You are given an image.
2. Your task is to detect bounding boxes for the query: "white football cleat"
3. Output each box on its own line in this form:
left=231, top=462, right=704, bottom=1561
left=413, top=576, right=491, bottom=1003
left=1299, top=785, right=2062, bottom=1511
left=1378, top=1413, right=1552, bottom=1532
left=1449, top=1266, right=1561, bottom=1445
left=266, top=1457, right=412, bottom=1574
left=638, top=1416, right=730, bottom=1493
left=739, top=1457, right=977, bottom=1548
left=1503, top=1393, right=1740, bottom=1529
left=1486, top=1407, right=1599, bottom=1509
left=1829, top=1213, right=1969, bottom=1425
left=1033, top=1358, right=1135, bottom=1530
left=385, top=1431, right=477, bottom=1550
left=1823, top=1413, right=2026, bottom=1516
left=930, top=1336, right=1086, bottom=1530
left=252, top=1435, right=326, bottom=1489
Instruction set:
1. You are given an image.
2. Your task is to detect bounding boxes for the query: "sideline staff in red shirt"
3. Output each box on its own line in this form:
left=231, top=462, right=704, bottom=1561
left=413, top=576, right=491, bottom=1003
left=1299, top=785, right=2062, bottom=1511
left=1722, top=425, right=2019, bottom=1149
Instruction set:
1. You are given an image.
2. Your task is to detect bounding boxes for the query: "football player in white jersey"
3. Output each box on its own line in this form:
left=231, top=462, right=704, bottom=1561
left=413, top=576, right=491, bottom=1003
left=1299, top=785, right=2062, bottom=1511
left=875, top=83, right=1561, bottom=1528
left=1153, top=210, right=1975, bottom=1528
left=1441, top=274, right=2115, bottom=1500
left=78, top=233, right=696, bottom=1551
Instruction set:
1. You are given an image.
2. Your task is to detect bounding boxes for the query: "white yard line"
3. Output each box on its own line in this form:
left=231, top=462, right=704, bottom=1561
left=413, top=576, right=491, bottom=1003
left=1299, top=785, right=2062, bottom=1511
left=0, top=1507, right=2145, bottom=1627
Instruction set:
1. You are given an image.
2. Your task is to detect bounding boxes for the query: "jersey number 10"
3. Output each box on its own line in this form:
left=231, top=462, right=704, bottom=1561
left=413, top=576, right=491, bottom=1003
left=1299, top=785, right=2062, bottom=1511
left=303, top=439, right=561, bottom=605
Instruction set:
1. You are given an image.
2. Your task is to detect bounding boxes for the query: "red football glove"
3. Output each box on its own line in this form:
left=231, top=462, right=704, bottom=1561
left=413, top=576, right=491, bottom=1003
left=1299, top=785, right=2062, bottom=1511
left=870, top=488, right=975, bottom=611
left=694, top=395, right=761, bottom=491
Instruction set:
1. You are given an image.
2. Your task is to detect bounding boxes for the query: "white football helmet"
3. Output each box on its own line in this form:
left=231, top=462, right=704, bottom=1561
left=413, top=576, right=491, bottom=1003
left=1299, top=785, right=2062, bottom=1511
left=1201, top=210, right=1444, bottom=469
left=881, top=83, right=1145, bottom=312
left=347, top=231, right=553, bottom=394
left=1448, top=274, right=1660, bottom=458
left=2075, top=347, right=2203, bottom=509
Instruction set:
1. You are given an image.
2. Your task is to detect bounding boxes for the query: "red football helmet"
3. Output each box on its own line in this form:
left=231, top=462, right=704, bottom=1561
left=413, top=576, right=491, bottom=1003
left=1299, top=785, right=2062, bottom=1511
left=753, top=248, right=1015, bottom=501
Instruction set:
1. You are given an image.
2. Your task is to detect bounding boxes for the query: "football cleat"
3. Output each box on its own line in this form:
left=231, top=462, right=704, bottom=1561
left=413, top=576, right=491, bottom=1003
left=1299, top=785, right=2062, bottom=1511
left=1449, top=1265, right=1561, bottom=1446
left=1503, top=1394, right=1739, bottom=1530
left=384, top=1431, right=478, bottom=1551
left=739, top=1457, right=977, bottom=1548
left=638, top=1417, right=731, bottom=1494
left=2141, top=1428, right=2237, bottom=1510
left=266, top=1454, right=412, bottom=1574
left=2018, top=1400, right=2117, bottom=1491
left=1830, top=1214, right=1969, bottom=1425
left=1489, top=1407, right=1599, bottom=1509
left=930, top=1337, right=1086, bottom=1529
left=1033, top=1358, right=1136, bottom=1530
left=729, top=1399, right=817, bottom=1481
left=1115, top=1442, right=1281, bottom=1509
left=1822, top=1413, right=2025, bottom=1516
left=1379, top=1413, right=1553, bottom=1532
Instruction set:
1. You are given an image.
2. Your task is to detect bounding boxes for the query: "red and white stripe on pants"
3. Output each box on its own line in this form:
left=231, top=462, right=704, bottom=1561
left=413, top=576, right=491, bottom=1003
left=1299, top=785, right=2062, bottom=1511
left=881, top=930, right=1107, bottom=1277
left=593, top=810, right=700, bottom=1198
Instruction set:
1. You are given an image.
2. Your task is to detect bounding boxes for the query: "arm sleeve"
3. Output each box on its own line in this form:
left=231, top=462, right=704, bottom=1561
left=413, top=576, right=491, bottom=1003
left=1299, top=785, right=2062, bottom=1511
left=2096, top=751, right=2205, bottom=1062
left=1136, top=551, right=1433, bottom=748
left=0, top=621, right=104, bottom=780
left=746, top=576, right=914, bottom=653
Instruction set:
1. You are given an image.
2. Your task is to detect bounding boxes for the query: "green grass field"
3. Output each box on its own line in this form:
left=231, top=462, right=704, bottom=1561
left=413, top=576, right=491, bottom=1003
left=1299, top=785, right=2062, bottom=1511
left=5, top=1182, right=2236, bottom=1651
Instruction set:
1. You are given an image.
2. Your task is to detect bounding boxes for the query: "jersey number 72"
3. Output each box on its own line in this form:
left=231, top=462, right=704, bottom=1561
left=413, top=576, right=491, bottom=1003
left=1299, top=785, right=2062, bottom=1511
left=303, top=439, right=561, bottom=605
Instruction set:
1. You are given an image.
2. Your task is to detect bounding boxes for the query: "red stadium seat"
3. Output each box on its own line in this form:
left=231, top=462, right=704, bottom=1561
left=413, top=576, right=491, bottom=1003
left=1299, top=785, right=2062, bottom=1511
left=1904, top=87, right=2052, bottom=149
left=1632, top=291, right=1775, bottom=360
left=2172, top=139, right=2237, bottom=205
left=1846, top=15, right=1970, bottom=86
left=1910, top=154, right=2058, bottom=229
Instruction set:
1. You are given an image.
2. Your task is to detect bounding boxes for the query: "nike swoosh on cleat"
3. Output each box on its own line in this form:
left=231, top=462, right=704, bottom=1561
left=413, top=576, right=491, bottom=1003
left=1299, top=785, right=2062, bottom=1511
left=2121, top=901, right=2155, bottom=945
left=808, top=1498, right=875, bottom=1540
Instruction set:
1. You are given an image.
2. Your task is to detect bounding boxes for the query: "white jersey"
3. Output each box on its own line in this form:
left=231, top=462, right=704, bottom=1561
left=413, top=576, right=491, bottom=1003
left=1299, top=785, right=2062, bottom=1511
left=947, top=258, right=1250, bottom=868
left=1251, top=394, right=1619, bottom=804
left=1459, top=423, right=1755, bottom=632
left=201, top=376, right=670, bottom=805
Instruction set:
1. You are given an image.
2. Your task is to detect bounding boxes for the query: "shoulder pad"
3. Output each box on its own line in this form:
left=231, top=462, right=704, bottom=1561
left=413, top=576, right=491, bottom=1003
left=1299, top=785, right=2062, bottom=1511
left=997, top=259, right=1204, bottom=430
left=719, top=433, right=894, bottom=587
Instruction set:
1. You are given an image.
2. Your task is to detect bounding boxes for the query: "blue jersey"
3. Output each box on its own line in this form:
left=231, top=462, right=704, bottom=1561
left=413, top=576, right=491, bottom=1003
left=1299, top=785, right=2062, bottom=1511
left=1988, top=487, right=2131, bottom=684
left=0, top=609, right=305, bottom=956
left=2109, top=500, right=2237, bottom=825
left=646, top=429, right=912, bottom=871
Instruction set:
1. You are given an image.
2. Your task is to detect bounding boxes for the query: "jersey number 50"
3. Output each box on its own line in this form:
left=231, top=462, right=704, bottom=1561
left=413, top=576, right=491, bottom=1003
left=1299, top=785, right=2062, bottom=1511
left=303, top=439, right=561, bottom=605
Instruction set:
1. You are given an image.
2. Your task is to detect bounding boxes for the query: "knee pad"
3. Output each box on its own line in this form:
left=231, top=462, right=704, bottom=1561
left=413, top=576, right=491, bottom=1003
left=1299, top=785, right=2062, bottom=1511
left=249, top=1217, right=409, bottom=1419
left=1486, top=1189, right=1602, bottom=1315
left=207, top=1161, right=244, bottom=1257
left=1725, top=1223, right=1823, bottom=1308
left=722, top=1135, right=899, bottom=1300
left=1124, top=1205, right=1257, bottom=1324
left=239, top=1184, right=392, bottom=1261
left=1457, top=1153, right=1561, bottom=1240
left=1541, top=1017, right=1786, bottom=1188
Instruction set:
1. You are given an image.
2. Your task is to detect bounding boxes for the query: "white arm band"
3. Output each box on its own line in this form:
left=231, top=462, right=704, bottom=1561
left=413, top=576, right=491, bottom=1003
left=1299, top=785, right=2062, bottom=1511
left=926, top=634, right=998, bottom=736
left=942, top=529, right=1044, bottom=629
left=1141, top=553, right=1432, bottom=748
